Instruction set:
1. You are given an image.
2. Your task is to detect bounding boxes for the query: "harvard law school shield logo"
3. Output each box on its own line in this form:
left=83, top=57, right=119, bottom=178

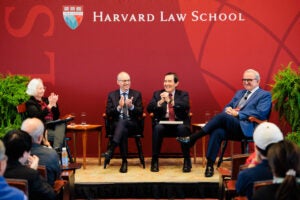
left=63, top=5, right=83, bottom=30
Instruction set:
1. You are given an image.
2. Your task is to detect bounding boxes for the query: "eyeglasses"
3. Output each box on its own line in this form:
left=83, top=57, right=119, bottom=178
left=242, top=79, right=256, bottom=82
left=118, top=79, right=130, bottom=83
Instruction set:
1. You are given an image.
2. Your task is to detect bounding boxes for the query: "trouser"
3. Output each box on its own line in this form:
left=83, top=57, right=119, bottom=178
left=47, top=123, right=66, bottom=149
left=152, top=124, right=191, bottom=159
left=112, top=119, right=138, bottom=160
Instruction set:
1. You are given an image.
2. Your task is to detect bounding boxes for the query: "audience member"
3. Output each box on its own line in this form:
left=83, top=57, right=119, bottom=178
left=147, top=72, right=191, bottom=172
left=103, top=71, right=144, bottom=173
left=252, top=140, right=300, bottom=200
left=177, top=69, right=272, bottom=177
left=25, top=78, right=64, bottom=149
left=235, top=122, right=284, bottom=200
left=0, top=139, right=27, bottom=200
left=3, top=129, right=55, bottom=200
left=21, top=117, right=61, bottom=186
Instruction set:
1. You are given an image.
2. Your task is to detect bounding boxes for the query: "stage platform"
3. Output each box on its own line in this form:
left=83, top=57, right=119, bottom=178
left=74, top=157, right=223, bottom=199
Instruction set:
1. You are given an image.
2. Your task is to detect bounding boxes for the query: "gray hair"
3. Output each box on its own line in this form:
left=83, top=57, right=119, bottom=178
left=21, top=118, right=45, bottom=143
left=245, top=69, right=260, bottom=80
left=26, top=78, right=43, bottom=96
left=0, top=140, right=5, bottom=160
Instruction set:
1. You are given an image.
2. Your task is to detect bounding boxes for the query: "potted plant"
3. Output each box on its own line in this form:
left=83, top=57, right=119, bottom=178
left=0, top=74, right=30, bottom=138
left=271, top=62, right=300, bottom=147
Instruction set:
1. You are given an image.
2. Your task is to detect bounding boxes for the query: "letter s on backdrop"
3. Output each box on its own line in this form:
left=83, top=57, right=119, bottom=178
left=5, top=5, right=54, bottom=37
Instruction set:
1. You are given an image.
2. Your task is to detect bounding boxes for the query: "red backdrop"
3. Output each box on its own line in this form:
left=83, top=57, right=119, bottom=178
left=1, top=0, right=299, bottom=157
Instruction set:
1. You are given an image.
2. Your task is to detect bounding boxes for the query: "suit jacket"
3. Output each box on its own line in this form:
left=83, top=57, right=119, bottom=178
left=106, top=89, right=143, bottom=133
left=225, top=88, right=272, bottom=137
left=0, top=176, right=26, bottom=200
left=236, top=159, right=273, bottom=199
left=4, top=160, right=56, bottom=200
left=147, top=89, right=190, bottom=127
left=31, top=143, right=61, bottom=187
left=26, top=96, right=60, bottom=122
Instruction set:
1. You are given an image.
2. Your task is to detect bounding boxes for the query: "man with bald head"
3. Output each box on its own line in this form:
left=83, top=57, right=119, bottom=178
left=21, top=118, right=61, bottom=186
left=103, top=71, right=144, bottom=173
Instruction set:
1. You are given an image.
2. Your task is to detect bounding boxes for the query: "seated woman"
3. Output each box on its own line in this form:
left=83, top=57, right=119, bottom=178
left=252, top=140, right=300, bottom=200
left=25, top=78, right=65, bottom=149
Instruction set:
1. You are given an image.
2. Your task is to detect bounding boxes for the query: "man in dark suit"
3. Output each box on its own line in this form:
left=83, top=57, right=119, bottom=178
left=3, top=129, right=55, bottom=200
left=103, top=71, right=144, bottom=173
left=147, top=72, right=191, bottom=173
left=177, top=69, right=272, bottom=177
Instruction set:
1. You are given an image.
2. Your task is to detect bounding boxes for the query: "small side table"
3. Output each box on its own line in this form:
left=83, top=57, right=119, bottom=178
left=67, top=124, right=103, bottom=169
left=192, top=123, right=206, bottom=167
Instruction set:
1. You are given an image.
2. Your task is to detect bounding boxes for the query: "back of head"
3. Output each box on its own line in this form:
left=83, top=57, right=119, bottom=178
left=267, top=140, right=300, bottom=200
left=3, top=130, right=32, bottom=161
left=21, top=118, right=45, bottom=143
left=253, top=122, right=284, bottom=156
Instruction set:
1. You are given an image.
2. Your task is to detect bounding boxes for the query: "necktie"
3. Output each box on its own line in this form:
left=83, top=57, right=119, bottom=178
left=237, top=91, right=251, bottom=109
left=122, top=93, right=128, bottom=119
left=168, top=93, right=175, bottom=121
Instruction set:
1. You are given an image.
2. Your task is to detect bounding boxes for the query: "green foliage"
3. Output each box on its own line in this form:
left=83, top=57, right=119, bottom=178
left=285, top=131, right=300, bottom=148
left=0, top=74, right=30, bottom=138
left=271, top=62, right=300, bottom=133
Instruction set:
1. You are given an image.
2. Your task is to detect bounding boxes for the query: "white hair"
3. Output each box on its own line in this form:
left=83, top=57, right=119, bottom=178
left=26, top=78, right=43, bottom=96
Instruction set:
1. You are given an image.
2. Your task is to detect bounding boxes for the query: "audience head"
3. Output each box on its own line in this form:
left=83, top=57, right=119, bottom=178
left=26, top=78, right=45, bottom=99
left=243, top=69, right=260, bottom=91
left=117, top=71, right=131, bottom=92
left=21, top=118, right=45, bottom=144
left=253, top=122, right=283, bottom=157
left=164, top=72, right=179, bottom=93
left=3, top=129, right=32, bottom=164
left=0, top=140, right=8, bottom=176
left=267, top=140, right=300, bottom=199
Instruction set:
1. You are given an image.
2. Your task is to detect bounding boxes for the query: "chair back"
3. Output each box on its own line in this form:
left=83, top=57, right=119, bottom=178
left=6, top=178, right=29, bottom=196
left=253, top=179, right=273, bottom=192
left=37, top=165, right=48, bottom=180
left=231, top=154, right=249, bottom=179
left=16, top=102, right=27, bottom=120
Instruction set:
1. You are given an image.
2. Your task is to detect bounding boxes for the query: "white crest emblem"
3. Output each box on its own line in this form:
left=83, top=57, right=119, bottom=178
left=63, top=6, right=83, bottom=30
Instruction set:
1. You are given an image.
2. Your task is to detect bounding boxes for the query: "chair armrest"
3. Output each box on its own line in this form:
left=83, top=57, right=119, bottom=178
left=53, top=180, right=67, bottom=194
left=248, top=116, right=267, bottom=124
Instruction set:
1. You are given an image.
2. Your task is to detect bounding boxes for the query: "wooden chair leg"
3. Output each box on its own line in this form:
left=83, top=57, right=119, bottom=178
left=217, top=140, right=228, bottom=167
left=135, top=137, right=145, bottom=168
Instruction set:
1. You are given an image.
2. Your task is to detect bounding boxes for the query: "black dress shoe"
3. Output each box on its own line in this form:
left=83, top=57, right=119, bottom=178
left=119, top=161, right=128, bottom=173
left=150, top=159, right=159, bottom=172
left=205, top=166, right=214, bottom=177
left=103, top=150, right=113, bottom=169
left=182, top=158, right=192, bottom=173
